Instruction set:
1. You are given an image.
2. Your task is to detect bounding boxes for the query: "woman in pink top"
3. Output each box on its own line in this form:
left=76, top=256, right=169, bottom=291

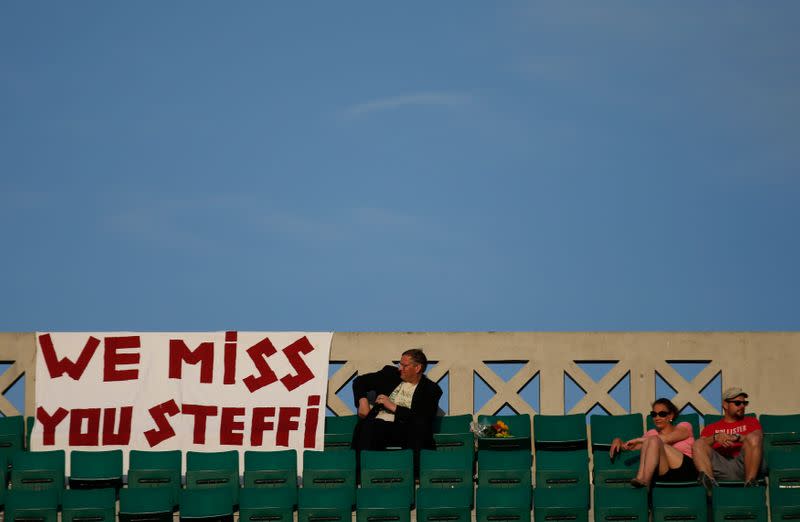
left=609, top=398, right=697, bottom=487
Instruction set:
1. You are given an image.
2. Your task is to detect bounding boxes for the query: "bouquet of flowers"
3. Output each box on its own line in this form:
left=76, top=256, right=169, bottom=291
left=470, top=420, right=511, bottom=438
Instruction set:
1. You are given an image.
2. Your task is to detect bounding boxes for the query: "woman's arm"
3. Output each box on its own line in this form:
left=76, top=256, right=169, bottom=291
left=659, top=422, right=691, bottom=445
left=622, top=436, right=645, bottom=451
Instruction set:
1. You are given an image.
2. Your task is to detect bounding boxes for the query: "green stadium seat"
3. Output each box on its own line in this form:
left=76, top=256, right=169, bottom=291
left=0, top=466, right=5, bottom=507
left=477, top=449, right=532, bottom=489
left=477, top=414, right=532, bottom=451
left=433, top=414, right=473, bottom=434
left=244, top=449, right=297, bottom=489
left=767, top=452, right=800, bottom=521
left=0, top=415, right=24, bottom=462
left=360, top=449, right=415, bottom=507
left=62, top=487, right=117, bottom=522
left=533, top=414, right=589, bottom=507
left=533, top=414, right=590, bottom=522
left=4, top=488, right=59, bottom=522
left=590, top=413, right=643, bottom=487
left=10, top=449, right=65, bottom=499
left=68, top=449, right=123, bottom=490
left=433, top=432, right=474, bottom=471
left=356, top=486, right=411, bottom=522
left=760, top=414, right=800, bottom=468
left=186, top=450, right=240, bottom=506
left=324, top=415, right=358, bottom=451
left=651, top=484, right=707, bottom=522
left=433, top=415, right=475, bottom=467
left=119, top=487, right=173, bottom=522
left=533, top=484, right=589, bottom=522
left=419, top=449, right=473, bottom=502
left=239, top=486, right=296, bottom=522
left=298, top=487, right=353, bottom=522
left=593, top=486, right=648, bottom=522
left=25, top=416, right=34, bottom=450
left=703, top=413, right=755, bottom=429
left=712, top=484, right=767, bottom=522
left=179, top=487, right=235, bottom=522
left=416, top=486, right=473, bottom=522
left=302, top=450, right=357, bottom=508
left=128, top=449, right=182, bottom=508
left=476, top=486, right=532, bottom=522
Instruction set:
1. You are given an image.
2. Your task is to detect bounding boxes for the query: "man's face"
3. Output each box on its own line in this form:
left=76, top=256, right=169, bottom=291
left=723, top=394, right=749, bottom=420
left=398, top=355, right=422, bottom=383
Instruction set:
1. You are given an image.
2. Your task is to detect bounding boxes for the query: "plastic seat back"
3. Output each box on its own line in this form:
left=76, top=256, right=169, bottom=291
left=533, top=414, right=589, bottom=500
left=244, top=449, right=297, bottom=489
left=711, top=484, right=767, bottom=522
left=477, top=449, right=532, bottom=489
left=69, top=449, right=123, bottom=490
left=476, top=414, right=532, bottom=451
left=593, top=486, right=648, bottom=522
left=128, top=449, right=182, bottom=507
left=0, top=415, right=24, bottom=461
left=419, top=449, right=472, bottom=494
left=180, top=487, right=235, bottom=521
left=433, top=414, right=473, bottom=434
left=324, top=415, right=358, bottom=451
left=416, top=487, right=472, bottom=522
left=590, top=413, right=643, bottom=487
left=533, top=484, right=589, bottom=522
left=186, top=450, right=240, bottom=505
left=239, top=486, right=296, bottom=522
left=360, top=449, right=415, bottom=507
left=11, top=449, right=66, bottom=498
left=62, top=487, right=117, bottom=522
left=119, top=487, right=173, bottom=522
left=476, top=486, right=532, bottom=522
left=702, top=413, right=756, bottom=432
left=298, top=487, right=353, bottom=522
left=761, top=414, right=800, bottom=467
left=651, top=485, right=707, bottom=522
left=356, top=487, right=411, bottom=522
left=5, top=488, right=60, bottom=522
left=302, top=450, right=357, bottom=507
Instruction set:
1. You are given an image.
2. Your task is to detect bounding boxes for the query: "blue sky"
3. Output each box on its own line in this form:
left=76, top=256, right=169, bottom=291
left=2, top=3, right=799, bottom=333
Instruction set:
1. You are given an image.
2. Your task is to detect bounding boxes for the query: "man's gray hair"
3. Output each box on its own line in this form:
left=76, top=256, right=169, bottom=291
left=402, top=348, right=428, bottom=372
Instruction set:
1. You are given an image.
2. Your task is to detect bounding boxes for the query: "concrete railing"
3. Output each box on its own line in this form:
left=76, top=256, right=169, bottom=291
left=3, top=332, right=799, bottom=418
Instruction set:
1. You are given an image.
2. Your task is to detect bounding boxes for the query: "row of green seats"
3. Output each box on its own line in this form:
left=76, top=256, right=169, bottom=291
left=328, top=412, right=800, bottom=480
left=334, top=411, right=800, bottom=442
left=0, top=485, right=773, bottom=522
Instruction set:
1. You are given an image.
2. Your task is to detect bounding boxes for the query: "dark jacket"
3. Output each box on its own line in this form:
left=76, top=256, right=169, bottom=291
left=352, top=365, right=442, bottom=449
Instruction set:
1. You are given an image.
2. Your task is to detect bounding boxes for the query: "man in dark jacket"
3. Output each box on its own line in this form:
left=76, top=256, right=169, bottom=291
left=351, top=348, right=442, bottom=473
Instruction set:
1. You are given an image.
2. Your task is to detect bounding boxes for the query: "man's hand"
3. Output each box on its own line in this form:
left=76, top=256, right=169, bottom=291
left=357, top=398, right=371, bottom=419
left=375, top=394, right=397, bottom=412
left=714, top=432, right=739, bottom=447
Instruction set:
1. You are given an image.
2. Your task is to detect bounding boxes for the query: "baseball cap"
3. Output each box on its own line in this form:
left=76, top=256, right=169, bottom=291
left=722, top=387, right=748, bottom=400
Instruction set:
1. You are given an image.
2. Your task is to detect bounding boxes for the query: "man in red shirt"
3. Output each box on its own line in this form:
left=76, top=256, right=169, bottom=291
left=693, top=387, right=764, bottom=491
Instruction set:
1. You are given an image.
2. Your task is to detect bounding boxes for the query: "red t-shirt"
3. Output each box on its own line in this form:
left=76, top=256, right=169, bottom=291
left=701, top=416, right=762, bottom=458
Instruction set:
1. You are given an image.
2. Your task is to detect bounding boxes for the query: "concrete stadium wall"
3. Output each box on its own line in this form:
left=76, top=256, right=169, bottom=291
left=2, top=332, right=798, bottom=418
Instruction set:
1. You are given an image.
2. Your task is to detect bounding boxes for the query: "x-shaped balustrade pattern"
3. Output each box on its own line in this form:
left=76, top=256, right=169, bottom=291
left=327, top=357, right=725, bottom=417
left=1, top=332, right=798, bottom=417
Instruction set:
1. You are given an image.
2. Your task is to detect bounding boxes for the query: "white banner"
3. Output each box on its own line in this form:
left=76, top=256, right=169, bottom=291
left=34, top=331, right=333, bottom=473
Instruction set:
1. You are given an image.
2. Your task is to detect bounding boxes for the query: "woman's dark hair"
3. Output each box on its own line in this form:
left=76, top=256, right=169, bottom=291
left=652, top=397, right=679, bottom=417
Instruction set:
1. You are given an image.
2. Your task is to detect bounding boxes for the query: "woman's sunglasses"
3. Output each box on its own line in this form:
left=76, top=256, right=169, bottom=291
left=649, top=411, right=670, bottom=418
left=725, top=400, right=749, bottom=406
